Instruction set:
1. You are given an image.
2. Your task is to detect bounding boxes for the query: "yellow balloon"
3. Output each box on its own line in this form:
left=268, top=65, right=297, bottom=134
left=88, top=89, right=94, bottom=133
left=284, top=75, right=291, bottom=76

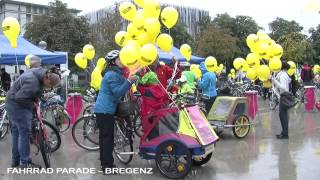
left=24, top=54, right=33, bottom=68
left=272, top=44, right=283, bottom=58
left=258, top=34, right=271, bottom=44
left=134, top=0, right=144, bottom=7
left=313, top=65, right=320, bottom=74
left=139, top=43, right=158, bottom=66
left=230, top=68, right=235, bottom=74
left=144, top=18, right=161, bottom=39
left=246, top=68, right=257, bottom=80
left=242, top=61, right=249, bottom=72
left=219, top=64, right=224, bottom=70
left=192, top=67, right=202, bottom=79
left=205, top=56, right=217, bottom=72
left=246, top=53, right=260, bottom=67
left=97, top=57, right=106, bottom=71
left=132, top=10, right=145, bottom=31
left=246, top=34, right=259, bottom=49
left=288, top=68, right=295, bottom=76
left=127, top=23, right=143, bottom=40
left=269, top=57, right=282, bottom=72
left=160, top=7, right=179, bottom=29
left=143, top=0, right=161, bottom=18
left=258, top=43, right=268, bottom=58
left=137, top=32, right=153, bottom=46
left=2, top=17, right=20, bottom=48
left=75, top=53, right=87, bottom=69
left=83, top=44, right=95, bottom=60
left=287, top=61, right=296, bottom=69
left=115, top=31, right=130, bottom=47
left=257, top=30, right=267, bottom=38
left=120, top=45, right=140, bottom=67
left=257, top=65, right=270, bottom=81
left=126, top=40, right=141, bottom=51
left=156, top=33, right=173, bottom=52
left=119, top=2, right=137, bottom=21
left=233, top=57, right=246, bottom=70
left=180, top=44, right=192, bottom=61
left=91, top=68, right=103, bottom=91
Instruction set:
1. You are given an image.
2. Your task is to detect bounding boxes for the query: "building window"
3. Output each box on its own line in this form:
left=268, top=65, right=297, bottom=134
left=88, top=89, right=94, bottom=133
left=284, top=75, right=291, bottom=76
left=26, top=5, right=31, bottom=13
left=33, top=7, right=37, bottom=14
left=26, top=14, right=31, bottom=23
left=39, top=8, right=43, bottom=14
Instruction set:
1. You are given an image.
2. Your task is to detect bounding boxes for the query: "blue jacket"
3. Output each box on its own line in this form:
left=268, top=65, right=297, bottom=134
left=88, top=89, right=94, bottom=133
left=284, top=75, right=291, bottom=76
left=198, top=71, right=217, bottom=98
left=94, top=66, right=131, bottom=115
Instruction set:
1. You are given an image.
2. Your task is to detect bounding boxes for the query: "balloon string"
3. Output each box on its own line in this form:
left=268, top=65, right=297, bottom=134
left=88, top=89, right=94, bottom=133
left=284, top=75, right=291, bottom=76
left=146, top=66, right=179, bottom=109
left=14, top=48, right=18, bottom=74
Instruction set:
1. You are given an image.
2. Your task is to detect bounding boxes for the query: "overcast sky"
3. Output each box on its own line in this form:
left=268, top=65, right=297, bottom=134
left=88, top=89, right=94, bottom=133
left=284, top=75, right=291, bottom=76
left=21, top=0, right=320, bottom=34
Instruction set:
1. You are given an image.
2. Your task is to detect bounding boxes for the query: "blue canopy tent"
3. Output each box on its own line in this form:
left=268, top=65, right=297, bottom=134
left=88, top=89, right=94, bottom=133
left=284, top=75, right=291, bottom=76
left=0, top=35, right=67, bottom=65
left=158, top=46, right=205, bottom=64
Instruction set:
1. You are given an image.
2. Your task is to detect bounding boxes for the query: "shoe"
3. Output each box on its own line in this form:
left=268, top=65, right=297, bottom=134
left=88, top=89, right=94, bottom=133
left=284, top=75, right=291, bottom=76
left=276, top=134, right=289, bottom=139
left=19, top=162, right=42, bottom=169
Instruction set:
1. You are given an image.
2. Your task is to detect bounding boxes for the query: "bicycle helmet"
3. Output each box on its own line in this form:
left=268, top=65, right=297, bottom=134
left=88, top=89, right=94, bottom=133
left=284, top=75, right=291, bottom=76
left=105, top=50, right=119, bottom=65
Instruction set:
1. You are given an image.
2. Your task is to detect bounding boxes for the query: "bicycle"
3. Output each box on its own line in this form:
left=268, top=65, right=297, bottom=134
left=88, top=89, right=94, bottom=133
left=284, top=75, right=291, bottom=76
left=31, top=102, right=61, bottom=168
left=41, top=92, right=71, bottom=133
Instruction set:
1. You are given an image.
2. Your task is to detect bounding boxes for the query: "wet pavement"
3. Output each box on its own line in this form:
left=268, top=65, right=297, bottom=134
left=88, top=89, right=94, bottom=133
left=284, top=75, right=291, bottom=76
left=1, top=98, right=320, bottom=180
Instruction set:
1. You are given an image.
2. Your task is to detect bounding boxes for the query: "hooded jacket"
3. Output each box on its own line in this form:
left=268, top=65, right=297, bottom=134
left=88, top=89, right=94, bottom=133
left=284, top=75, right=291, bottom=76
left=6, top=68, right=46, bottom=109
left=94, top=66, right=132, bottom=115
left=198, top=62, right=217, bottom=98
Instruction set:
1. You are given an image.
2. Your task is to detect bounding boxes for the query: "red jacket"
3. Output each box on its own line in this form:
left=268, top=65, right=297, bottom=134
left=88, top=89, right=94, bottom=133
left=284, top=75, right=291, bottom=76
left=155, top=64, right=181, bottom=89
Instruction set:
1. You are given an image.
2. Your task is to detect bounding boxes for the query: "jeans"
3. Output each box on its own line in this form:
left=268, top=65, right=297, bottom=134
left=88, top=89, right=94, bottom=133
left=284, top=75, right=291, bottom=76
left=6, top=101, right=33, bottom=166
left=95, top=113, right=115, bottom=167
left=279, top=97, right=289, bottom=136
left=204, top=97, right=216, bottom=114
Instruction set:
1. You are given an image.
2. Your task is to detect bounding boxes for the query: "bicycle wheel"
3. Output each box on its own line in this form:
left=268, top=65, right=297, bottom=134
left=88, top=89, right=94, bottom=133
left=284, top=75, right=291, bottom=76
left=0, top=114, right=9, bottom=140
left=43, top=120, right=61, bottom=153
left=269, top=93, right=279, bottom=110
left=133, top=114, right=143, bottom=138
left=38, top=126, right=51, bottom=168
left=114, top=118, right=133, bottom=165
left=82, top=104, right=94, bottom=116
left=42, top=105, right=70, bottom=133
left=72, top=116, right=99, bottom=151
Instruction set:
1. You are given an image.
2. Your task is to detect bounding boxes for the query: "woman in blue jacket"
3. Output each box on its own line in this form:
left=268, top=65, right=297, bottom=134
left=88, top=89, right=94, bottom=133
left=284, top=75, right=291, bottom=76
left=94, top=50, right=137, bottom=172
left=198, top=62, right=217, bottom=114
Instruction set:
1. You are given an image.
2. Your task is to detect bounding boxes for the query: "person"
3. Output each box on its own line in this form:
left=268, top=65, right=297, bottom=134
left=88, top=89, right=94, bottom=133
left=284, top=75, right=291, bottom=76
left=182, top=70, right=196, bottom=90
left=94, top=50, right=137, bottom=172
left=5, top=64, right=61, bottom=168
left=272, top=61, right=291, bottom=139
left=177, top=75, right=194, bottom=94
left=1, top=68, right=11, bottom=91
left=198, top=62, right=217, bottom=113
left=29, top=55, right=42, bottom=68
left=262, top=77, right=272, bottom=100
left=301, top=63, right=314, bottom=86
left=149, top=56, right=181, bottom=91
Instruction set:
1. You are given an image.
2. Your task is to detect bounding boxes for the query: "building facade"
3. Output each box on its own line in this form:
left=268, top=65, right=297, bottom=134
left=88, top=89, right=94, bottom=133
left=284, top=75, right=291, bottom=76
left=0, top=0, right=80, bottom=34
left=85, top=1, right=209, bottom=38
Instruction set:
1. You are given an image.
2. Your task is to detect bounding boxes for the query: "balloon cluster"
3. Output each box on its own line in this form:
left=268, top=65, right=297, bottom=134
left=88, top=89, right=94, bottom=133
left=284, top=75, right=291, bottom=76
left=74, top=44, right=96, bottom=69
left=232, top=30, right=285, bottom=81
left=2, top=17, right=20, bottom=48
left=117, top=0, right=192, bottom=68
left=228, top=68, right=236, bottom=79
left=204, top=56, right=224, bottom=75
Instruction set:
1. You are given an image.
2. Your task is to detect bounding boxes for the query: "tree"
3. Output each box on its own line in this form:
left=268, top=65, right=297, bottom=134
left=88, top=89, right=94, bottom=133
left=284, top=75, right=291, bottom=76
left=278, top=32, right=314, bottom=64
left=309, top=26, right=320, bottom=64
left=269, top=17, right=303, bottom=41
left=212, top=13, right=260, bottom=57
left=161, top=22, right=195, bottom=50
left=89, top=5, right=123, bottom=58
left=24, top=0, right=90, bottom=71
left=196, top=25, right=239, bottom=66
